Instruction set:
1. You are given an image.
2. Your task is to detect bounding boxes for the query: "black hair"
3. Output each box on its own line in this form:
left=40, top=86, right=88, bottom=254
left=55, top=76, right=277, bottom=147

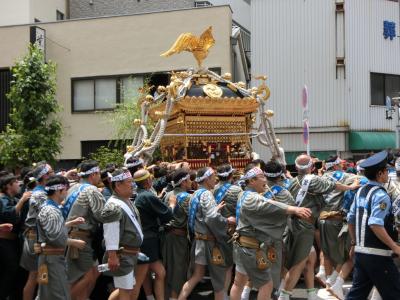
left=325, top=155, right=339, bottom=171
left=79, top=160, right=99, bottom=178
left=326, top=155, right=338, bottom=163
left=196, top=167, right=213, bottom=183
left=23, top=171, right=37, bottom=190
left=101, top=165, right=116, bottom=189
left=19, top=166, right=33, bottom=181
left=0, top=174, right=17, bottom=193
left=0, top=171, right=10, bottom=178
left=216, top=164, right=233, bottom=181
left=244, top=162, right=258, bottom=173
left=125, top=157, right=144, bottom=175
left=172, top=169, right=190, bottom=187
left=154, top=165, right=168, bottom=179
left=165, top=169, right=175, bottom=184
left=189, top=170, right=197, bottom=182
left=387, top=150, right=395, bottom=166
left=265, top=160, right=283, bottom=181
left=45, top=175, right=69, bottom=196
left=364, top=162, right=387, bottom=181
left=251, top=159, right=266, bottom=171
left=32, top=163, right=50, bottom=183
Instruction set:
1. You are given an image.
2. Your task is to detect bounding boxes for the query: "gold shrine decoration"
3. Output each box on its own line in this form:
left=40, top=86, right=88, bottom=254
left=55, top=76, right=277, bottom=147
left=160, top=26, right=215, bottom=67
left=254, top=75, right=271, bottom=101
left=203, top=84, right=223, bottom=98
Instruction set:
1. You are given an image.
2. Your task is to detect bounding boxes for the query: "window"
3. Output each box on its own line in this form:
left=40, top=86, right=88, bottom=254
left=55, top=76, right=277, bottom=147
left=95, top=79, right=117, bottom=109
left=121, top=76, right=144, bottom=102
left=72, top=78, right=117, bottom=112
left=72, top=69, right=220, bottom=112
left=56, top=10, right=64, bottom=21
left=72, top=75, right=144, bottom=112
left=73, top=80, right=94, bottom=111
left=370, top=72, right=400, bottom=106
left=34, top=18, right=41, bottom=23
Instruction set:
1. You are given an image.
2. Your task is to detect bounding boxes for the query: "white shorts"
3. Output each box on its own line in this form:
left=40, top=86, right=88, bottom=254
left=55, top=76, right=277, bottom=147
left=235, top=263, right=247, bottom=276
left=194, top=241, right=207, bottom=265
left=113, top=271, right=135, bottom=290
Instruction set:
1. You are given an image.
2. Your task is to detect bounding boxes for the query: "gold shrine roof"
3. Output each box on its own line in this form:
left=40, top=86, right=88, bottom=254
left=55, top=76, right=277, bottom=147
left=148, top=72, right=259, bottom=121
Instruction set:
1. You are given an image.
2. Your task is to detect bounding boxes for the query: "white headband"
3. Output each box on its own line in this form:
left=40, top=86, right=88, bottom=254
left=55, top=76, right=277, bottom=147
left=78, top=166, right=100, bottom=177
left=325, top=157, right=342, bottom=170
left=36, top=164, right=51, bottom=180
left=395, top=159, right=400, bottom=171
left=217, top=166, right=234, bottom=177
left=295, top=159, right=313, bottom=170
left=172, top=174, right=190, bottom=188
left=241, top=167, right=264, bottom=181
left=108, top=171, right=132, bottom=182
left=125, top=158, right=144, bottom=169
left=264, top=170, right=283, bottom=178
left=195, top=168, right=214, bottom=183
left=356, top=165, right=364, bottom=172
left=45, top=184, right=68, bottom=191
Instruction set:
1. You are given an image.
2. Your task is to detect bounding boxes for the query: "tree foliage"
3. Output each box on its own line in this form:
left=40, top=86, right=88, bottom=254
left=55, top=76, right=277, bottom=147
left=0, top=44, right=62, bottom=169
left=88, top=146, right=125, bottom=169
left=108, top=77, right=154, bottom=147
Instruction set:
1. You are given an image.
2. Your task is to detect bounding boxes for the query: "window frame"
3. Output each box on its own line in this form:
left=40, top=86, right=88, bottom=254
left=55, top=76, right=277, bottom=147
left=71, top=68, right=221, bottom=113
left=370, top=72, right=400, bottom=107
left=71, top=75, right=121, bottom=113
left=56, top=10, right=64, bottom=21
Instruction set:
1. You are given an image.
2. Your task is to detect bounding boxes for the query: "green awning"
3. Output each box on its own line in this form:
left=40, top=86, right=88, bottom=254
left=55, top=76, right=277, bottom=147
left=349, top=131, right=395, bottom=151
left=285, top=151, right=336, bottom=165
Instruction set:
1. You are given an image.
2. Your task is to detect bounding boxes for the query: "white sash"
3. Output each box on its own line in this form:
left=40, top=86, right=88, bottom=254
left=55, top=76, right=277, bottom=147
left=295, top=174, right=314, bottom=206
left=108, top=197, right=144, bottom=242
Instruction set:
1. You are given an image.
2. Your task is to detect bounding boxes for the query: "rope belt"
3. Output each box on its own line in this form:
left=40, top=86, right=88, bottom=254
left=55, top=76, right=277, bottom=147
left=118, top=246, right=140, bottom=256
left=166, top=227, right=187, bottom=237
left=237, top=235, right=260, bottom=249
left=34, top=243, right=65, bottom=255
left=319, top=211, right=343, bottom=221
left=69, top=229, right=91, bottom=239
left=233, top=233, right=278, bottom=265
left=195, top=232, right=216, bottom=241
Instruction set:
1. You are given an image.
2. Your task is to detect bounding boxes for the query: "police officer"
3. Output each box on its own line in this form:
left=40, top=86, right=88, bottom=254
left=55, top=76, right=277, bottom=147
left=346, top=151, right=400, bottom=300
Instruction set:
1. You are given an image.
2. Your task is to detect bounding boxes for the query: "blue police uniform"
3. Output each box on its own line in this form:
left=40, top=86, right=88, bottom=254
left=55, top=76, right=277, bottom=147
left=346, top=151, right=400, bottom=300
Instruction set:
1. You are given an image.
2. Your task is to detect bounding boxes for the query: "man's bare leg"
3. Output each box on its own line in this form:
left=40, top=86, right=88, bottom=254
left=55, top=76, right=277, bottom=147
left=230, top=271, right=248, bottom=300
left=177, top=264, right=205, bottom=300
left=131, top=264, right=150, bottom=300
left=23, top=271, right=37, bottom=300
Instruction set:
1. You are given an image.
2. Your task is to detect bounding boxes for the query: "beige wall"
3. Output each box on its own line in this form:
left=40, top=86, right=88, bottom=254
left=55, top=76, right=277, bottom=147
left=30, top=0, right=66, bottom=22
left=0, top=6, right=232, bottom=160
left=0, top=0, right=30, bottom=26
left=0, top=0, right=66, bottom=26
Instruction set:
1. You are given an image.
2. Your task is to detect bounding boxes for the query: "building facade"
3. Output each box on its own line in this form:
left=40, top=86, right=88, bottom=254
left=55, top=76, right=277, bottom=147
left=252, top=0, right=400, bottom=163
left=0, top=6, right=234, bottom=165
left=0, top=0, right=67, bottom=26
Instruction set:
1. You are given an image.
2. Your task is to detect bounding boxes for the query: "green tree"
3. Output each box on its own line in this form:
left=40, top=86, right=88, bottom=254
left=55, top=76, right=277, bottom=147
left=0, top=44, right=62, bottom=169
left=107, top=77, right=154, bottom=146
left=88, top=146, right=125, bottom=169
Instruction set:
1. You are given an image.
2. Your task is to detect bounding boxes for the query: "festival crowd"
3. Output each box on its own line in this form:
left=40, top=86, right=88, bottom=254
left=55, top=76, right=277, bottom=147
left=1, top=150, right=400, bottom=300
